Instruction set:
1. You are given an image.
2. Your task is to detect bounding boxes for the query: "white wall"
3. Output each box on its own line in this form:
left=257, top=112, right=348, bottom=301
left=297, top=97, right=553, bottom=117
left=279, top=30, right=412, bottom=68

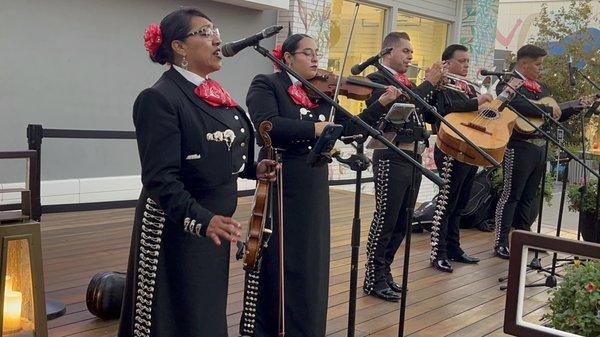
left=0, top=0, right=277, bottom=183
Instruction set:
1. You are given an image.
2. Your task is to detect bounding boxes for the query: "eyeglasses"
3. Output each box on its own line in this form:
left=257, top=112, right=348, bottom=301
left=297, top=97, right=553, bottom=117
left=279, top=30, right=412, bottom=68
left=291, top=49, right=324, bottom=60
left=185, top=26, right=220, bottom=39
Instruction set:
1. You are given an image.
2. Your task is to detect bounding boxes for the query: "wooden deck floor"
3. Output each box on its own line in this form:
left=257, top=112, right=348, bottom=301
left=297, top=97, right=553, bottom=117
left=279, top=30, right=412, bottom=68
left=38, top=189, right=571, bottom=336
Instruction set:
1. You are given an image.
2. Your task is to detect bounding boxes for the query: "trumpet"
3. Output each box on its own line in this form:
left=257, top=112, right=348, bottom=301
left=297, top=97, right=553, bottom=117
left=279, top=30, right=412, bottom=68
left=407, top=64, right=483, bottom=94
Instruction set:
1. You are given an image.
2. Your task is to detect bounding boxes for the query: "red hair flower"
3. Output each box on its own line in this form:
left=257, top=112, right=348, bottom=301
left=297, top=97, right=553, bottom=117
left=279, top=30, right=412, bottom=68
left=585, top=282, right=597, bottom=292
left=144, top=23, right=162, bottom=56
left=272, top=45, right=283, bottom=70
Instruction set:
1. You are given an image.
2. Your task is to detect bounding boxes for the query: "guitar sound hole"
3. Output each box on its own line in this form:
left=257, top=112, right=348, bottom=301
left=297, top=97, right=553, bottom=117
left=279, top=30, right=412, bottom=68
left=481, top=109, right=500, bottom=120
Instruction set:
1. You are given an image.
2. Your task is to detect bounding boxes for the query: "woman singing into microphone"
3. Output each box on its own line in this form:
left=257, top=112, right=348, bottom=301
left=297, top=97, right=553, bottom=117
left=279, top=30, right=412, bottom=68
left=240, top=33, right=402, bottom=337
left=118, top=8, right=277, bottom=337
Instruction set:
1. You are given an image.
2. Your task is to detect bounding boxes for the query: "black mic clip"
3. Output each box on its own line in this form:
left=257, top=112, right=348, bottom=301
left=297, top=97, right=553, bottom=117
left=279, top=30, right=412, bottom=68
left=339, top=134, right=364, bottom=144
left=333, top=149, right=371, bottom=172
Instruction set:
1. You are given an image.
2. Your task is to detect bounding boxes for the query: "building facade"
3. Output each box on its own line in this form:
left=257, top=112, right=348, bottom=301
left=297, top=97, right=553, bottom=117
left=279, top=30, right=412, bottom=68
left=1, top=0, right=500, bottom=206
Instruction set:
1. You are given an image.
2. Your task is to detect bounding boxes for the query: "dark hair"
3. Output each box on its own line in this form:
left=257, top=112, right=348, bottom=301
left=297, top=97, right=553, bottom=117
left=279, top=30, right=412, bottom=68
left=281, top=33, right=311, bottom=65
left=516, top=44, right=547, bottom=61
left=151, top=8, right=211, bottom=65
left=442, top=44, right=468, bottom=61
left=382, top=32, right=410, bottom=49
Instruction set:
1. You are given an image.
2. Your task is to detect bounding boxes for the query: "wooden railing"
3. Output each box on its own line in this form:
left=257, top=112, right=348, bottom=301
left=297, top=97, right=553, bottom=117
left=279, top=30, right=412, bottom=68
left=0, top=150, right=39, bottom=222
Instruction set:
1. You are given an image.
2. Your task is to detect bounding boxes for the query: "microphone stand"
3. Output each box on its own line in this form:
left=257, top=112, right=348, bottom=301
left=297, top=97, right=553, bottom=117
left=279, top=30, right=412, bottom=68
left=397, top=115, right=428, bottom=337
left=373, top=64, right=501, bottom=168
left=332, top=135, right=370, bottom=337
left=575, top=68, right=600, bottom=91
left=251, top=44, right=445, bottom=187
left=496, top=78, right=600, bottom=291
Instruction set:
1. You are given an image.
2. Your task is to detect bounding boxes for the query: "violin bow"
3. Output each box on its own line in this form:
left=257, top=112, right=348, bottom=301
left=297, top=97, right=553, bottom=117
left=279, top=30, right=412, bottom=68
left=328, top=3, right=360, bottom=122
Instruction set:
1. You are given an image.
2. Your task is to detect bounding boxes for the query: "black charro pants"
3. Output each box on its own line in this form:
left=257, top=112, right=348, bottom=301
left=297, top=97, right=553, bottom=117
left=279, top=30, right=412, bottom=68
left=429, top=146, right=477, bottom=261
left=364, top=148, right=422, bottom=292
left=494, top=140, right=547, bottom=247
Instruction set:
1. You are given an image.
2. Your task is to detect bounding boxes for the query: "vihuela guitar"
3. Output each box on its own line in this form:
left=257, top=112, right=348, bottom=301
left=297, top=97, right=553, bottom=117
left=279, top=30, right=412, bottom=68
left=436, top=77, right=524, bottom=167
left=514, top=95, right=599, bottom=133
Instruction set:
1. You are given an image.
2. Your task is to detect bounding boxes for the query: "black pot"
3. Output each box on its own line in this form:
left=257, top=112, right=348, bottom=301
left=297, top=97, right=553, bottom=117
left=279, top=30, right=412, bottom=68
left=578, top=211, right=600, bottom=243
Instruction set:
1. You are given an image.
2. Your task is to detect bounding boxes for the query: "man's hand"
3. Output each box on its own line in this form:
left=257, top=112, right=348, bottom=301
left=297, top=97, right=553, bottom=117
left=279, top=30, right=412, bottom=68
left=424, top=61, right=444, bottom=85
left=551, top=105, right=562, bottom=120
left=477, top=93, right=493, bottom=106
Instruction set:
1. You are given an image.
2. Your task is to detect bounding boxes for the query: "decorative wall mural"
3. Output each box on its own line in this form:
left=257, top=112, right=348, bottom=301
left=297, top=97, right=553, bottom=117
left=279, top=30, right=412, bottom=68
left=296, top=0, right=332, bottom=53
left=496, top=18, right=523, bottom=48
left=495, top=1, right=600, bottom=52
left=460, top=0, right=500, bottom=77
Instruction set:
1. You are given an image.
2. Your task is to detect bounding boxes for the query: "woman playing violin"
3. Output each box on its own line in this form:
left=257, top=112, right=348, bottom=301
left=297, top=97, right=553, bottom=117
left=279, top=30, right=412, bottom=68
left=118, top=8, right=277, bottom=337
left=240, top=33, right=402, bottom=337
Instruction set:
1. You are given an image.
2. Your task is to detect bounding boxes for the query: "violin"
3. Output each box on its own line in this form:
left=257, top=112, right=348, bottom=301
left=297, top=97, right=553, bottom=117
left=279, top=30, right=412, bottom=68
left=243, top=121, right=274, bottom=271
left=307, top=68, right=400, bottom=101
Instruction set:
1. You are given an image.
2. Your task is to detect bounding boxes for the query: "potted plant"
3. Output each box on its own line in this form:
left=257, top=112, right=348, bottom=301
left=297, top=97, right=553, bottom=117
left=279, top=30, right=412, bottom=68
left=567, top=179, right=600, bottom=243
left=543, top=261, right=600, bottom=335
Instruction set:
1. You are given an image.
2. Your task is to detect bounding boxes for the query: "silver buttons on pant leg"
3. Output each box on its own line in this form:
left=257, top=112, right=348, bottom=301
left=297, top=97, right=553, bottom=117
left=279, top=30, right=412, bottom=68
left=430, top=155, right=453, bottom=262
left=132, top=198, right=165, bottom=337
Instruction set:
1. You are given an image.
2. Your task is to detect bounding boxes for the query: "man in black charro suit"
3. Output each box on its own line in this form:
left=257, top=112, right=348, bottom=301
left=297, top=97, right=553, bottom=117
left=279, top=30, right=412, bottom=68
left=423, top=44, right=494, bottom=273
left=362, top=31, right=443, bottom=301
left=494, top=44, right=585, bottom=259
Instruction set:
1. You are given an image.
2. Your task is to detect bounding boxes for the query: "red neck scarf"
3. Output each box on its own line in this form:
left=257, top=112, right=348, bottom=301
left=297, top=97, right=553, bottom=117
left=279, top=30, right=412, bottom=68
left=194, top=78, right=237, bottom=107
left=394, top=72, right=413, bottom=88
left=454, top=80, right=473, bottom=96
left=287, top=83, right=319, bottom=109
left=522, top=78, right=542, bottom=94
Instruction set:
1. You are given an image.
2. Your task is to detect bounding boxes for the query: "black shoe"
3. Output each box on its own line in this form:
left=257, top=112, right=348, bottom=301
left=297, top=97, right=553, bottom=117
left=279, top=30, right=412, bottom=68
left=431, top=259, right=453, bottom=273
left=369, top=287, right=401, bottom=302
left=386, top=280, right=403, bottom=293
left=495, top=246, right=510, bottom=260
left=449, top=253, right=480, bottom=264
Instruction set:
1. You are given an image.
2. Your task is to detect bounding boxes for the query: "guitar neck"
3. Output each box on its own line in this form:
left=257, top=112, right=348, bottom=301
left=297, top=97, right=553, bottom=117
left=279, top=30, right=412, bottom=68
left=530, top=96, right=583, bottom=111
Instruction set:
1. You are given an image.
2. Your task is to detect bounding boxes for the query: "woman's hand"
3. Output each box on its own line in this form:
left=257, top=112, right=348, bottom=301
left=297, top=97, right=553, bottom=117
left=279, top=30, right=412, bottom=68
left=256, top=159, right=280, bottom=181
left=206, top=215, right=242, bottom=246
left=378, top=86, right=405, bottom=106
left=315, top=121, right=333, bottom=136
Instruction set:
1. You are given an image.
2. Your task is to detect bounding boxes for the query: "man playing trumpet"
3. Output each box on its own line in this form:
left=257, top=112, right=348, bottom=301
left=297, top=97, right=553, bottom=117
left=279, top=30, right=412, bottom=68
left=362, top=31, right=444, bottom=301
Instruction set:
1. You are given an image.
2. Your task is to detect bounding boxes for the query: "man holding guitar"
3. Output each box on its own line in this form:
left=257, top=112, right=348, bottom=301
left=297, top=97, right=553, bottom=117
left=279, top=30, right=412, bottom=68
left=425, top=44, right=494, bottom=273
left=494, top=44, right=591, bottom=259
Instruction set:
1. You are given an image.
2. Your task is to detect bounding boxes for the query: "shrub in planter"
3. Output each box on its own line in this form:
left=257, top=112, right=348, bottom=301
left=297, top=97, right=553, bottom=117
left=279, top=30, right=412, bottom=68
left=544, top=261, right=600, bottom=335
left=567, top=179, right=600, bottom=243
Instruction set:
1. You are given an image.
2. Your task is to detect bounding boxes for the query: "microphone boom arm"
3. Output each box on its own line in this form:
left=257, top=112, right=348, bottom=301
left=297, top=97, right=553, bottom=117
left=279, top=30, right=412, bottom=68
left=374, top=63, right=501, bottom=167
left=252, top=44, right=446, bottom=186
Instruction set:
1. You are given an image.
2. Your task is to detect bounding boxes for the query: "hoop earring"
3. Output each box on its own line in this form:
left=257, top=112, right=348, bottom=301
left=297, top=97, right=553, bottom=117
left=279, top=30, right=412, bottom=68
left=181, top=56, right=189, bottom=70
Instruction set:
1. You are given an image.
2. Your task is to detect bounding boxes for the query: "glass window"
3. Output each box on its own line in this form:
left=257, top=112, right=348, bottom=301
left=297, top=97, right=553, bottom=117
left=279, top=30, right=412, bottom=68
left=328, top=0, right=386, bottom=114
left=396, top=12, right=449, bottom=83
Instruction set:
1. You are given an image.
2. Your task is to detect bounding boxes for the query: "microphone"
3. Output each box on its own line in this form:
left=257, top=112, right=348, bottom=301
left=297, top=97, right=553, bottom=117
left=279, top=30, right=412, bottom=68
left=567, top=54, right=576, bottom=86
left=350, top=47, right=393, bottom=75
left=221, top=25, right=283, bottom=57
left=479, top=69, right=513, bottom=77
